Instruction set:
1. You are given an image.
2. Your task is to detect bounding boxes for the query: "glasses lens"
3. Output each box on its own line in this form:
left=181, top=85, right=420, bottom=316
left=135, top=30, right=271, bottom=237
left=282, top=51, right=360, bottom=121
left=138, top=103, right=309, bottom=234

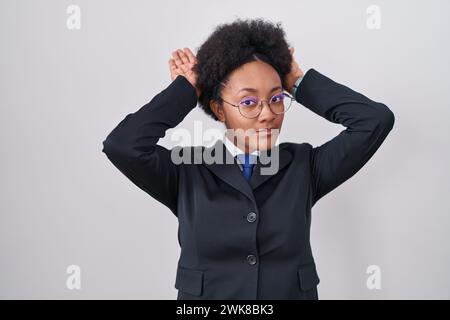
left=238, top=100, right=262, bottom=118
left=238, top=92, right=293, bottom=118
left=269, top=92, right=292, bottom=114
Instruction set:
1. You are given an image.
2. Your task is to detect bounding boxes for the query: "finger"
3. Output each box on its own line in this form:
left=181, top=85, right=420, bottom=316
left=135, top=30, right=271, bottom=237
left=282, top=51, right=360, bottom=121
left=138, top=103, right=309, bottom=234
left=168, top=59, right=178, bottom=72
left=177, top=48, right=190, bottom=65
left=183, top=47, right=197, bottom=64
left=172, top=50, right=182, bottom=66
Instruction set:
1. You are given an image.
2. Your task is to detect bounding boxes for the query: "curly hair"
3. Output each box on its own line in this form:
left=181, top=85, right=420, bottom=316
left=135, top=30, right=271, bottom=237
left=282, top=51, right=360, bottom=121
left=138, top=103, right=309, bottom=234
left=192, top=17, right=293, bottom=121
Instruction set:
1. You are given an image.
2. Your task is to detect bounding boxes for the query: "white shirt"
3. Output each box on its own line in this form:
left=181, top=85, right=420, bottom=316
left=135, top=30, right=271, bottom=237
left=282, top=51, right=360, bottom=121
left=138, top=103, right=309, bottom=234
left=222, top=134, right=260, bottom=170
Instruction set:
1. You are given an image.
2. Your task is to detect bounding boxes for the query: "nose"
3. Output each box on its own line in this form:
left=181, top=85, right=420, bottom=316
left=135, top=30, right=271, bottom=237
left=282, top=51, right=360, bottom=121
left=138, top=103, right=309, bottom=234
left=257, top=100, right=277, bottom=121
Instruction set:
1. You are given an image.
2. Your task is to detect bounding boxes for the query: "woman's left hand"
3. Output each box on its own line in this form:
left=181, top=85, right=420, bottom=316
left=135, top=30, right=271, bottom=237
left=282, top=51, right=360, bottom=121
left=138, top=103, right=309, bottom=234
left=285, top=47, right=305, bottom=94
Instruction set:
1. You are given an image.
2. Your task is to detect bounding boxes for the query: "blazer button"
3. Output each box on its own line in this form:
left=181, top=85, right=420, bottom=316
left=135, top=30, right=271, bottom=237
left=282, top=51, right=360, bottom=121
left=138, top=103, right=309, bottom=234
left=247, top=212, right=257, bottom=223
left=247, top=254, right=257, bottom=265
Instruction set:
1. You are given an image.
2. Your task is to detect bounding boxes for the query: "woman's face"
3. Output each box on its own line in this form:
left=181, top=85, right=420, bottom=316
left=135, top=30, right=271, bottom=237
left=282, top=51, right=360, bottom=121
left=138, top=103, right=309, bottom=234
left=210, top=59, right=285, bottom=154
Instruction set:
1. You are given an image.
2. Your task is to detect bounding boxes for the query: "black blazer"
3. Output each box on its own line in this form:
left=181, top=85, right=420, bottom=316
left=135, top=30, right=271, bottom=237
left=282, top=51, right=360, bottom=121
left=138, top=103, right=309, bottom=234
left=102, top=68, right=395, bottom=300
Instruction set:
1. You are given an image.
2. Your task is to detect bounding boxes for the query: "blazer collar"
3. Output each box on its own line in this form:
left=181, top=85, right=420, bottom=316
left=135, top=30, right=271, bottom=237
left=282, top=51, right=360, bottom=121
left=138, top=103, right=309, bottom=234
left=196, top=139, right=293, bottom=203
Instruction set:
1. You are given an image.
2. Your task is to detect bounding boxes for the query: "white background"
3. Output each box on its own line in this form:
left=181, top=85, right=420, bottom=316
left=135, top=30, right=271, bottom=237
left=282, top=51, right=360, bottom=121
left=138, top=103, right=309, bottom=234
left=1, top=0, right=449, bottom=299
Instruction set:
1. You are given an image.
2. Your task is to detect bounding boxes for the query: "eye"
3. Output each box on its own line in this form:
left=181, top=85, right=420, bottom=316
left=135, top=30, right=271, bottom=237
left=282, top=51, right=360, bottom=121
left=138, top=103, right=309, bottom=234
left=271, top=93, right=284, bottom=103
left=239, top=97, right=258, bottom=107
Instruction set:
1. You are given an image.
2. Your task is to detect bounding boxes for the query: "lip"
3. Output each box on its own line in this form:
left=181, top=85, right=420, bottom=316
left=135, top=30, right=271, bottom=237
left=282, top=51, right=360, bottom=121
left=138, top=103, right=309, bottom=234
left=256, top=128, right=273, bottom=135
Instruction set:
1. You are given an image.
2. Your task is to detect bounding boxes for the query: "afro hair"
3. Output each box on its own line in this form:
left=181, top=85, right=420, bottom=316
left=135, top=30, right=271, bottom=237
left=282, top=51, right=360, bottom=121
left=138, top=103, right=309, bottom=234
left=192, top=17, right=293, bottom=121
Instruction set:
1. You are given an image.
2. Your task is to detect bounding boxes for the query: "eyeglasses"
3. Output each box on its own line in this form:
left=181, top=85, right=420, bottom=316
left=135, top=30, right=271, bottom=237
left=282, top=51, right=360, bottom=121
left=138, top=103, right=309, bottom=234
left=216, top=82, right=294, bottom=119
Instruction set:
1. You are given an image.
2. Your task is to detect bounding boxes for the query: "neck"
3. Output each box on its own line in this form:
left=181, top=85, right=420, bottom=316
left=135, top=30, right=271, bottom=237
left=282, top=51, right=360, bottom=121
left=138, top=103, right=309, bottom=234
left=225, top=132, right=257, bottom=154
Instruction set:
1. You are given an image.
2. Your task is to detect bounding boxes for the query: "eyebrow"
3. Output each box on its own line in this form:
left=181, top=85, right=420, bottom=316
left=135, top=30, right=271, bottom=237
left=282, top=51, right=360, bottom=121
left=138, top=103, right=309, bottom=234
left=237, top=86, right=282, bottom=94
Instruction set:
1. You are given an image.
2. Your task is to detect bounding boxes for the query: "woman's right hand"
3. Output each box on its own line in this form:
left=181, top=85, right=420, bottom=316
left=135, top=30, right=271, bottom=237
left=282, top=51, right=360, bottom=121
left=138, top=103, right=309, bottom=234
left=169, top=48, right=201, bottom=98
left=285, top=46, right=305, bottom=94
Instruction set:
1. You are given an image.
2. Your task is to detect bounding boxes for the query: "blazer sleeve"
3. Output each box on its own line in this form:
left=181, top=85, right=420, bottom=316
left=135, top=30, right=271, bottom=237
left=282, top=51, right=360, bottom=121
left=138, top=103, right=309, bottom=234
left=295, top=68, right=395, bottom=206
left=101, top=75, right=198, bottom=216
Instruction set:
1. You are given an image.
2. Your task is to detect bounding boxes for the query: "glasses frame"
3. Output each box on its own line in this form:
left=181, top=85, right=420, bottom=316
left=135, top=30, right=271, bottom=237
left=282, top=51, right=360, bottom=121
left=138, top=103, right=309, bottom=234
left=216, top=82, right=294, bottom=119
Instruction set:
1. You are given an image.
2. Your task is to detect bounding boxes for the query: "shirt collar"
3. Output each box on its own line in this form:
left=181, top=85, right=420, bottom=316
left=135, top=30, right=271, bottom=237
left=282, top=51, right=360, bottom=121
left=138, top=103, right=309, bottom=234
left=223, top=133, right=260, bottom=158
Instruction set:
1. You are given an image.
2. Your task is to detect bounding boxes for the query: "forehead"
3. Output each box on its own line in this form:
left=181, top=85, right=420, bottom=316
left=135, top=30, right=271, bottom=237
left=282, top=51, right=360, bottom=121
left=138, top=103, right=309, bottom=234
left=224, top=60, right=282, bottom=94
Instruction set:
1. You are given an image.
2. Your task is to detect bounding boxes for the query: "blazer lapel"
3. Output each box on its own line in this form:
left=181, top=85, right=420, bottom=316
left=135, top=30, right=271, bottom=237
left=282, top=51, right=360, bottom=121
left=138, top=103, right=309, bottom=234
left=198, top=139, right=254, bottom=202
left=250, top=146, right=292, bottom=189
left=198, top=139, right=293, bottom=202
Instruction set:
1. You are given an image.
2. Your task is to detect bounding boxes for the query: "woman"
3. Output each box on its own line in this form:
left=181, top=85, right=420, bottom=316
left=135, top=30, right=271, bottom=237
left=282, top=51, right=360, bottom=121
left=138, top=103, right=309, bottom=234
left=102, top=18, right=395, bottom=300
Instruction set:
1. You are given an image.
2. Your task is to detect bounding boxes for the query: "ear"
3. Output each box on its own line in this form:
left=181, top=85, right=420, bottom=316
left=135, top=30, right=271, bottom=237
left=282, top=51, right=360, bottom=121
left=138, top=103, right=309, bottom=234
left=210, top=100, right=225, bottom=122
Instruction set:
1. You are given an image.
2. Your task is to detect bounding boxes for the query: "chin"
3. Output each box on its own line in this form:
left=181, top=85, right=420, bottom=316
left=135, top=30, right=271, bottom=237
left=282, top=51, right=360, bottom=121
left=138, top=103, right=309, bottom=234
left=250, top=130, right=280, bottom=151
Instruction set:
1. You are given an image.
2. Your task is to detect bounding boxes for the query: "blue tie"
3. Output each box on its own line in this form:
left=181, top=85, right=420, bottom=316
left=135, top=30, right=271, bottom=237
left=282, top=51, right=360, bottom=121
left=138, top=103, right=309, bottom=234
left=236, top=154, right=257, bottom=183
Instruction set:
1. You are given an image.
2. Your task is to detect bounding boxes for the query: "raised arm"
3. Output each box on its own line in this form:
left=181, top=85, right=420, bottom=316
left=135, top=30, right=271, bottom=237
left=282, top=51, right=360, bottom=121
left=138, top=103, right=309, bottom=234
left=102, top=74, right=198, bottom=216
left=295, top=68, right=395, bottom=206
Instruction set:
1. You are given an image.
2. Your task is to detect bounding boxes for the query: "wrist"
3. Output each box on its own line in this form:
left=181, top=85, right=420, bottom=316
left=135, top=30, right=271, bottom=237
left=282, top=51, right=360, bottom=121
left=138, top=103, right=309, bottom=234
left=290, top=75, right=304, bottom=97
left=286, top=70, right=304, bottom=92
